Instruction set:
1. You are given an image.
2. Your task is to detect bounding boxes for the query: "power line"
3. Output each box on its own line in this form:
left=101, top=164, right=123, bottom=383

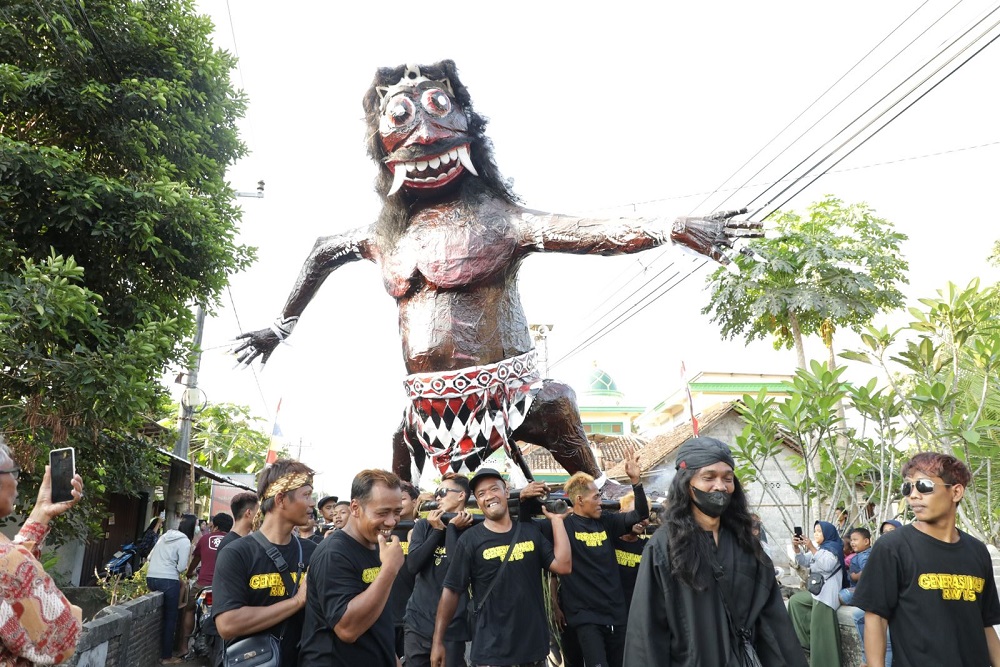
left=227, top=286, right=271, bottom=421
left=225, top=0, right=246, bottom=90
left=714, top=0, right=960, bottom=216
left=760, top=14, right=1000, bottom=217
left=549, top=260, right=706, bottom=371
left=547, top=5, right=960, bottom=366
left=549, top=6, right=1000, bottom=370
left=748, top=2, right=1000, bottom=218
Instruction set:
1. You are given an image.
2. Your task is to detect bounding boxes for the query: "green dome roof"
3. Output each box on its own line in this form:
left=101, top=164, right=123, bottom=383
left=587, top=366, right=622, bottom=396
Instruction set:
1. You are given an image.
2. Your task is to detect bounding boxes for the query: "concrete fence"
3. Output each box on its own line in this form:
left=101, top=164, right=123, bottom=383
left=63, top=592, right=163, bottom=667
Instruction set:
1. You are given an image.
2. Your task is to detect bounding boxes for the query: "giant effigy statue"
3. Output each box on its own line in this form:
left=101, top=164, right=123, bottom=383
left=235, top=60, right=759, bottom=494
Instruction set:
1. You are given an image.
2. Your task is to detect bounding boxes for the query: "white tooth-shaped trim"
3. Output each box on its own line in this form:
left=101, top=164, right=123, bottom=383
left=387, top=163, right=407, bottom=196
left=429, top=156, right=441, bottom=169
left=449, top=149, right=458, bottom=161
left=441, top=152, right=452, bottom=165
left=457, top=145, right=478, bottom=176
left=416, top=160, right=428, bottom=171
left=405, top=161, right=416, bottom=171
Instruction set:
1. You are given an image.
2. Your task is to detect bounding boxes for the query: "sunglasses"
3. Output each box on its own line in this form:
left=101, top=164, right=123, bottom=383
left=0, top=467, right=19, bottom=480
left=901, top=479, right=954, bottom=496
left=434, top=488, right=463, bottom=499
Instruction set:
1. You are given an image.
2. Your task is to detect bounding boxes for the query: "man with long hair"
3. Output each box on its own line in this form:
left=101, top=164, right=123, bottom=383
left=853, top=452, right=1000, bottom=667
left=214, top=459, right=317, bottom=667
left=624, top=437, right=806, bottom=666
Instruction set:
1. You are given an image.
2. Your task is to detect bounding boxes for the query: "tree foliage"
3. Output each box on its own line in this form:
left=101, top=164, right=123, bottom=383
left=703, top=196, right=909, bottom=368
left=844, top=279, right=1000, bottom=539
left=733, top=363, right=906, bottom=536
left=0, top=0, right=250, bottom=539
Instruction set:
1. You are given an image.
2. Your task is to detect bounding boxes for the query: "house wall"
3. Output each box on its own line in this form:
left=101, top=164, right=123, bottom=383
left=63, top=592, right=163, bottom=667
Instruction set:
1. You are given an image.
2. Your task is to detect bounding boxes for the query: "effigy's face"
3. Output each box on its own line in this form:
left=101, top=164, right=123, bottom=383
left=379, top=82, right=476, bottom=196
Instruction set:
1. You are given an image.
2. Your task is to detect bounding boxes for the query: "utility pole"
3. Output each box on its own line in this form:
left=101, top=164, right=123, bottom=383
left=165, top=305, right=205, bottom=528
left=529, top=324, right=554, bottom=377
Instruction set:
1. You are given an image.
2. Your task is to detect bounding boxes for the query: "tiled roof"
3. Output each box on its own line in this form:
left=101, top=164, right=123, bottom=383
left=520, top=432, right=649, bottom=473
left=606, top=401, right=739, bottom=479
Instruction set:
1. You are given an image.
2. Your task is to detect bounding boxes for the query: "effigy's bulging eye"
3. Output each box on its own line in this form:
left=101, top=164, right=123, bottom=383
left=421, top=88, right=452, bottom=116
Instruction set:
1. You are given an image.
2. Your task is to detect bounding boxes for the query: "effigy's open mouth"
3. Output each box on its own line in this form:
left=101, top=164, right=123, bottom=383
left=387, top=144, right=477, bottom=195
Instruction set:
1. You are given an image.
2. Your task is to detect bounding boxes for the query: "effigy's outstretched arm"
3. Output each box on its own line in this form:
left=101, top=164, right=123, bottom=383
left=233, top=226, right=374, bottom=366
left=515, top=207, right=762, bottom=267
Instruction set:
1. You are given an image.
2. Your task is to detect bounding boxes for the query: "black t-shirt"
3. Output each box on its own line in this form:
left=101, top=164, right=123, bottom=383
left=217, top=530, right=243, bottom=552
left=444, top=520, right=555, bottom=666
left=853, top=524, right=1000, bottom=667
left=555, top=484, right=649, bottom=626
left=388, top=525, right=415, bottom=629
left=299, top=530, right=396, bottom=667
left=213, top=533, right=316, bottom=667
left=404, top=519, right=470, bottom=641
left=615, top=533, right=649, bottom=613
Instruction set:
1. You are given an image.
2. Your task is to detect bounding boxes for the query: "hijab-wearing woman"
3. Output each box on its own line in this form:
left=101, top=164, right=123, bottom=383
left=787, top=521, right=845, bottom=667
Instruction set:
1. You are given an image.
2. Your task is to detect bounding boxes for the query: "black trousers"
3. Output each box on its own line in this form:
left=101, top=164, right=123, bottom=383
left=574, top=623, right=626, bottom=667
left=404, top=625, right=468, bottom=667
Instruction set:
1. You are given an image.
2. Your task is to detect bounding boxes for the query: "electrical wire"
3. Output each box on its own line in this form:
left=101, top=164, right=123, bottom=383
left=549, top=260, right=707, bottom=371
left=547, top=5, right=958, bottom=365
left=695, top=0, right=939, bottom=216
left=548, top=6, right=1000, bottom=370
left=748, top=2, right=1000, bottom=219
left=760, top=18, right=1000, bottom=218
left=227, top=285, right=272, bottom=421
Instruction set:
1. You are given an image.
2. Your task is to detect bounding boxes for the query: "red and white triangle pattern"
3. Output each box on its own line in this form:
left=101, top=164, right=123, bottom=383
left=402, top=351, right=543, bottom=475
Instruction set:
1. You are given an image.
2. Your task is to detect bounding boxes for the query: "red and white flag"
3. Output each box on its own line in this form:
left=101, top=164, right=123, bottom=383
left=265, top=398, right=283, bottom=465
left=680, top=362, right=699, bottom=436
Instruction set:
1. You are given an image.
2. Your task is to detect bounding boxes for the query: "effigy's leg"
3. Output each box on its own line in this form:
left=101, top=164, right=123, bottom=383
left=512, top=380, right=601, bottom=478
left=391, top=421, right=420, bottom=483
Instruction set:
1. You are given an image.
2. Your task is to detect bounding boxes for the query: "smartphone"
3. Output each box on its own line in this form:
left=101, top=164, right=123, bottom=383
left=793, top=526, right=803, bottom=538
left=49, top=447, right=76, bottom=504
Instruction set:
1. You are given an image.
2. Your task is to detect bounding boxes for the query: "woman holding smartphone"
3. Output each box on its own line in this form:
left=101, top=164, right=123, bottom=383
left=0, top=437, right=85, bottom=666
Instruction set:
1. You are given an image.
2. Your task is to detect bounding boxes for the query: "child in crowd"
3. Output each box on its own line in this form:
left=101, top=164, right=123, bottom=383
left=839, top=528, right=871, bottom=606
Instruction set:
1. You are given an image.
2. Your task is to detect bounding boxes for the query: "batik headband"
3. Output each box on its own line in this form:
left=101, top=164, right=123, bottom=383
left=252, top=472, right=313, bottom=530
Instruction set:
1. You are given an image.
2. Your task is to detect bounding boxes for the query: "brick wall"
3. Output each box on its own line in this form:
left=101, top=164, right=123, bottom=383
left=63, top=592, right=163, bottom=667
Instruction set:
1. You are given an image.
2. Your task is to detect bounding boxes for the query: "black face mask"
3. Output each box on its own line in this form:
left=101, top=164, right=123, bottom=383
left=691, top=487, right=732, bottom=518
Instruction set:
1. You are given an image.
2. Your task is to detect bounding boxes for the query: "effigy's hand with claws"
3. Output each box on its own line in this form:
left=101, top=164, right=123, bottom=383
left=231, top=315, right=298, bottom=367
left=670, top=208, right=764, bottom=271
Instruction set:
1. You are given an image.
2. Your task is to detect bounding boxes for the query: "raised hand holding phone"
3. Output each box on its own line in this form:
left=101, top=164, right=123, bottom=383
left=29, top=449, right=84, bottom=525
left=49, top=448, right=76, bottom=503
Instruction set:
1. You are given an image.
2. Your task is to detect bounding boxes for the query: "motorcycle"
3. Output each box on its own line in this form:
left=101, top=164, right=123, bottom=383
left=192, top=586, right=215, bottom=658
left=103, top=542, right=138, bottom=578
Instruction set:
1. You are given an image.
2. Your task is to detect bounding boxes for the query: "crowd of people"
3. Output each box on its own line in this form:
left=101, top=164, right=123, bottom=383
left=4, top=433, right=1000, bottom=667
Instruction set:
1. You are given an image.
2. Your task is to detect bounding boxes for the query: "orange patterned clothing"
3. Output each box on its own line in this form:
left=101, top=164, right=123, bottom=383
left=0, top=519, right=81, bottom=666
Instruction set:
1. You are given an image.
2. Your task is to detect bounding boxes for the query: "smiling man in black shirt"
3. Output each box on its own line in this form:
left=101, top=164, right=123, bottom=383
left=299, top=469, right=405, bottom=666
left=555, top=446, right=647, bottom=667
left=432, top=469, right=571, bottom=667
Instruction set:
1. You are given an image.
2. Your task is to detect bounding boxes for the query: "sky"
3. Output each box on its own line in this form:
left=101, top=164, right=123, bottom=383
left=180, top=1, right=1000, bottom=497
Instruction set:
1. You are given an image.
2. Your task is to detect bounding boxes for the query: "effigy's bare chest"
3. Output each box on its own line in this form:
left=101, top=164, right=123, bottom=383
left=381, top=203, right=518, bottom=296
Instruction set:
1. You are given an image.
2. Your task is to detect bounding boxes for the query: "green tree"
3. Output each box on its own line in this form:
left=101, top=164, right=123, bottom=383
left=844, top=279, right=1000, bottom=539
left=0, top=0, right=250, bottom=539
left=703, top=196, right=909, bottom=369
left=734, top=365, right=907, bottom=535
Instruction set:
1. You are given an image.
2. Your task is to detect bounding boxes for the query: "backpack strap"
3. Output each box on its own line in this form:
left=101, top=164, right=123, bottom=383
left=249, top=531, right=304, bottom=641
